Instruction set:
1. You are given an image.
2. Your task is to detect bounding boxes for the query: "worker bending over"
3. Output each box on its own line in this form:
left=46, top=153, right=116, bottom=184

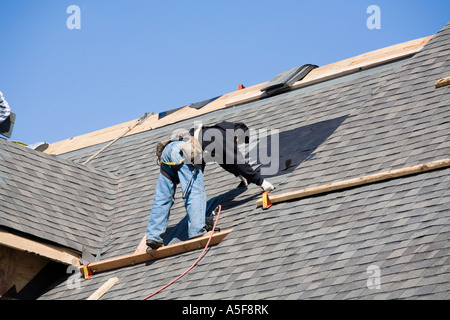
left=146, top=121, right=274, bottom=250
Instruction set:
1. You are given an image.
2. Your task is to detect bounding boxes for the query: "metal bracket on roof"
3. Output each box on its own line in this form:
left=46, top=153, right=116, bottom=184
left=81, top=263, right=93, bottom=279
left=262, top=191, right=273, bottom=210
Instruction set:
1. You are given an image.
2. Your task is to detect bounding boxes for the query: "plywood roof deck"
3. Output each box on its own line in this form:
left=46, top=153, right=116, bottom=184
left=44, top=35, right=432, bottom=156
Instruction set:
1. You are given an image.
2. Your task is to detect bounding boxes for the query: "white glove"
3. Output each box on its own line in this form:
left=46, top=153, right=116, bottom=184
left=260, top=179, right=275, bottom=192
left=238, top=175, right=248, bottom=187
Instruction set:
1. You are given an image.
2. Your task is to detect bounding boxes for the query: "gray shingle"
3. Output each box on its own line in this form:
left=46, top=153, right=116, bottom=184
left=6, top=21, right=448, bottom=300
left=0, top=139, right=119, bottom=252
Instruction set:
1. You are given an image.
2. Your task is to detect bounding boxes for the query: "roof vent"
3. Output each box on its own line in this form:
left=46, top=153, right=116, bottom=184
left=26, top=142, right=49, bottom=152
left=0, top=113, right=15, bottom=138
left=158, top=96, right=221, bottom=120
left=261, top=64, right=318, bottom=96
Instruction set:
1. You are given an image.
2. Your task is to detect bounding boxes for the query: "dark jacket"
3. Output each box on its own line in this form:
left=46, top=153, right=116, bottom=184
left=190, top=121, right=263, bottom=186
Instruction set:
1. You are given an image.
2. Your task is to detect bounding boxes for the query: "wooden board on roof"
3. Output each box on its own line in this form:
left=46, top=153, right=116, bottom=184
left=44, top=35, right=433, bottom=156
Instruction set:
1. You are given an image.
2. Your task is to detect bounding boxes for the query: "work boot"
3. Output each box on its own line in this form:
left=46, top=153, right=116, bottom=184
left=205, top=206, right=220, bottom=231
left=146, top=239, right=163, bottom=250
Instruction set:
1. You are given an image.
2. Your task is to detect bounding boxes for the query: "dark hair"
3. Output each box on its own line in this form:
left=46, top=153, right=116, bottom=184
left=234, top=122, right=250, bottom=144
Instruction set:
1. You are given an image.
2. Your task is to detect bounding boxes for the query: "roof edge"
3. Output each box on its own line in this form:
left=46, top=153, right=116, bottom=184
left=0, top=228, right=81, bottom=266
left=44, top=35, right=433, bottom=156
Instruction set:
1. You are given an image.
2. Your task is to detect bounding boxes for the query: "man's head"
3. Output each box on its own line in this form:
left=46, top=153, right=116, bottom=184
left=234, top=122, right=250, bottom=144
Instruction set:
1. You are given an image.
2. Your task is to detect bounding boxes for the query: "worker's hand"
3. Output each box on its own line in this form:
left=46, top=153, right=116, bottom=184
left=238, top=175, right=248, bottom=187
left=260, top=180, right=275, bottom=192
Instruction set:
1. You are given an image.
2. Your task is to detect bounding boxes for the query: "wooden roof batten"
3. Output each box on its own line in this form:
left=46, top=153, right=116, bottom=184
left=0, top=229, right=82, bottom=266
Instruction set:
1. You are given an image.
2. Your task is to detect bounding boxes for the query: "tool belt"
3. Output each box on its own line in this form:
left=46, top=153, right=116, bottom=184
left=159, top=158, right=185, bottom=184
left=156, top=125, right=203, bottom=186
left=155, top=125, right=203, bottom=167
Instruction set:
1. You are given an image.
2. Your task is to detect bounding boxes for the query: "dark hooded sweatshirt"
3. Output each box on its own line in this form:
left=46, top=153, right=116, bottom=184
left=190, top=121, right=264, bottom=186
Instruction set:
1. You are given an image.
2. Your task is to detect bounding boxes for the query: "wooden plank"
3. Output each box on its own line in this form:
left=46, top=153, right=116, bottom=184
left=0, top=230, right=81, bottom=266
left=226, top=36, right=433, bottom=107
left=87, top=277, right=119, bottom=300
left=224, top=84, right=268, bottom=107
left=291, top=35, right=433, bottom=90
left=44, top=118, right=139, bottom=155
left=134, top=234, right=147, bottom=254
left=435, top=77, right=450, bottom=88
left=45, top=36, right=433, bottom=156
left=45, top=83, right=267, bottom=156
left=256, top=158, right=450, bottom=207
left=82, top=228, right=233, bottom=275
left=83, top=112, right=148, bottom=164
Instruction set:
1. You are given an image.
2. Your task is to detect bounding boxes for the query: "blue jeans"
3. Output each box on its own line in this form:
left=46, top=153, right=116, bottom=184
left=146, top=141, right=207, bottom=243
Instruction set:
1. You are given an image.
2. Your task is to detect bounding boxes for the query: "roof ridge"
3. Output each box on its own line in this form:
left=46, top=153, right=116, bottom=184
left=43, top=35, right=433, bottom=156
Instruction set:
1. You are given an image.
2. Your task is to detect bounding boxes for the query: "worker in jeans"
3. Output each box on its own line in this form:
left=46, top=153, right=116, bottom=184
left=146, top=140, right=206, bottom=249
left=146, top=121, right=275, bottom=250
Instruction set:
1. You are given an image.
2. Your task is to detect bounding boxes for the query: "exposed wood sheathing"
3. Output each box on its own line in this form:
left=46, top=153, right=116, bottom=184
left=0, top=245, right=48, bottom=297
left=0, top=230, right=81, bottom=266
left=44, top=36, right=432, bottom=156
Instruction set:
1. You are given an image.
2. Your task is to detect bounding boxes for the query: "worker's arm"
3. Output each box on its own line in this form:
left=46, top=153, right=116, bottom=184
left=201, top=123, right=275, bottom=191
left=219, top=139, right=276, bottom=191
left=220, top=161, right=264, bottom=186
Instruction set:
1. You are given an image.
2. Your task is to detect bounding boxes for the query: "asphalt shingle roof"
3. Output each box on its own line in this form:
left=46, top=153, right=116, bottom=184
left=0, top=139, right=119, bottom=252
left=1, top=22, right=449, bottom=300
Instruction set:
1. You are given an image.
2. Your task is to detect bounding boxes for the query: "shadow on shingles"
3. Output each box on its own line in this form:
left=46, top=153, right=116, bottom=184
left=161, top=185, right=252, bottom=246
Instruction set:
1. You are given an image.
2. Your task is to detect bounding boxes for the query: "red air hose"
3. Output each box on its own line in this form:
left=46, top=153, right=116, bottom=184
left=142, top=205, right=222, bottom=300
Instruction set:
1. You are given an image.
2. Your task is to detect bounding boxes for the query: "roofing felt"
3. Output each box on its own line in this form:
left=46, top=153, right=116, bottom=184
left=1, top=22, right=449, bottom=300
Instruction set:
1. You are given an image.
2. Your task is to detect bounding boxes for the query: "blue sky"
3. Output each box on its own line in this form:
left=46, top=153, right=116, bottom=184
left=1, top=0, right=449, bottom=145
